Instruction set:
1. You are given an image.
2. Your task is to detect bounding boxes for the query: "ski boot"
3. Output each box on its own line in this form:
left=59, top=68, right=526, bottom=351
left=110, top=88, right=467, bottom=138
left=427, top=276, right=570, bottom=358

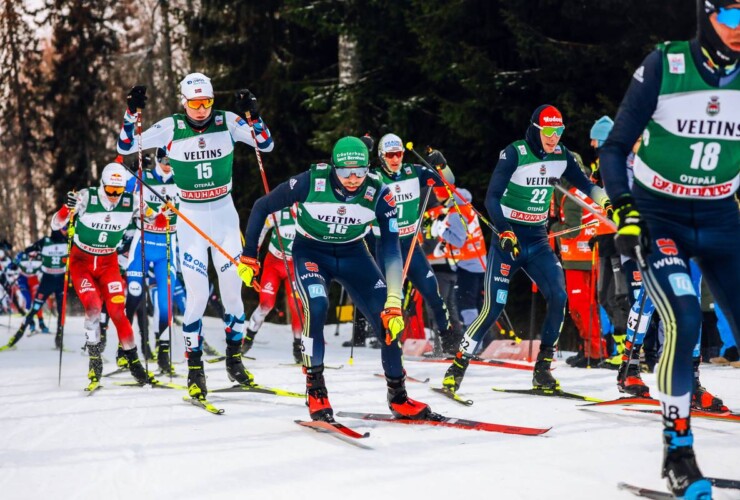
left=617, top=362, right=651, bottom=398
left=87, top=343, right=103, bottom=387
left=187, top=352, right=208, bottom=399
left=225, top=340, right=255, bottom=386
left=241, top=328, right=257, bottom=355
left=29, top=321, right=36, bottom=334
left=305, top=364, right=333, bottom=422
left=202, top=340, right=222, bottom=357
left=532, top=346, right=560, bottom=390
left=6, top=325, right=26, bottom=348
left=156, top=340, right=175, bottom=375
left=692, top=359, right=728, bottom=412
left=292, top=338, right=303, bottom=364
left=39, top=319, right=50, bottom=334
left=442, top=352, right=470, bottom=393
left=122, top=347, right=155, bottom=385
left=387, top=373, right=432, bottom=420
left=662, top=426, right=712, bottom=499
left=115, top=343, right=129, bottom=371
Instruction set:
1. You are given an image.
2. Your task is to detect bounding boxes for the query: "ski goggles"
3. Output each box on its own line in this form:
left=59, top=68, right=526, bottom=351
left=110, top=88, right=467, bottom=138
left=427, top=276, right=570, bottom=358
left=185, top=97, right=214, bottom=110
left=103, top=185, right=125, bottom=197
left=717, top=7, right=740, bottom=29
left=383, top=151, right=404, bottom=159
left=334, top=166, right=369, bottom=178
left=158, top=156, right=170, bottom=165
left=533, top=123, right=565, bottom=137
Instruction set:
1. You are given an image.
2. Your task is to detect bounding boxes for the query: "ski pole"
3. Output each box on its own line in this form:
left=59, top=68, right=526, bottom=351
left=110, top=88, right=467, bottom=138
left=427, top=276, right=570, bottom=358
left=116, top=162, right=260, bottom=292
left=548, top=221, right=599, bottom=240
left=528, top=282, right=537, bottom=363
left=386, top=178, right=436, bottom=346
left=548, top=179, right=616, bottom=231
left=136, top=108, right=150, bottom=374
left=58, top=206, right=75, bottom=386
left=620, top=287, right=649, bottom=385
left=165, top=219, right=173, bottom=381
left=244, top=111, right=305, bottom=335
left=334, top=285, right=345, bottom=336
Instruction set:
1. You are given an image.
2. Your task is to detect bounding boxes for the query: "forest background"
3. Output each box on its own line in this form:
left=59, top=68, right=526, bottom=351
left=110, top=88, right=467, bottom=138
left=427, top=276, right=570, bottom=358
left=0, top=1, right=696, bottom=342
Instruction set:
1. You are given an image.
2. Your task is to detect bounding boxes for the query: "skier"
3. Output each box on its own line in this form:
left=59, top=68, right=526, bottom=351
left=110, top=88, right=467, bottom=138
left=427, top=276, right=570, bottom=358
left=2, top=229, right=68, bottom=350
left=242, top=207, right=303, bottom=363
left=116, top=73, right=274, bottom=401
left=124, top=147, right=180, bottom=375
left=442, top=105, right=611, bottom=393
left=15, top=251, right=48, bottom=334
left=51, top=162, right=164, bottom=388
left=599, top=3, right=740, bottom=497
left=373, top=134, right=455, bottom=350
left=239, top=136, right=432, bottom=422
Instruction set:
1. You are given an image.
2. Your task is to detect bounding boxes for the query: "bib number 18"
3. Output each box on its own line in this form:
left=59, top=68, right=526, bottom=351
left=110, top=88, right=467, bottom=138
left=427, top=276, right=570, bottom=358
left=689, top=142, right=720, bottom=171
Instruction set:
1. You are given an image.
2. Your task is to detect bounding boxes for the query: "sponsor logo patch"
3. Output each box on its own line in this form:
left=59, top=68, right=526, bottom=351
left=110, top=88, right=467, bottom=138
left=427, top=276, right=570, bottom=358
left=111, top=295, right=125, bottom=304
left=668, top=272, right=695, bottom=297
left=657, top=238, right=678, bottom=256
left=215, top=115, right=223, bottom=126
left=108, top=282, right=123, bottom=293
left=374, top=279, right=386, bottom=289
left=518, top=145, right=527, bottom=155
left=305, top=262, right=319, bottom=272
left=496, top=290, right=508, bottom=304
left=315, top=179, right=326, bottom=192
left=307, top=284, right=326, bottom=298
left=383, top=192, right=396, bottom=207
left=364, top=186, right=376, bottom=201
left=500, top=263, right=511, bottom=276
left=389, top=219, right=399, bottom=233
left=668, top=53, right=685, bottom=74
left=707, top=96, right=720, bottom=116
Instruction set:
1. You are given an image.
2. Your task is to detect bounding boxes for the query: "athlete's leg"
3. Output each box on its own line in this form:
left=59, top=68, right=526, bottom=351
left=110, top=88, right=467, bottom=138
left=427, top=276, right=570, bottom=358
left=522, top=245, right=568, bottom=350
left=124, top=238, right=146, bottom=323
left=292, top=247, right=333, bottom=368
left=211, top=207, right=246, bottom=344
left=282, top=260, right=304, bottom=338
left=178, top=215, right=211, bottom=354
left=247, top=252, right=282, bottom=333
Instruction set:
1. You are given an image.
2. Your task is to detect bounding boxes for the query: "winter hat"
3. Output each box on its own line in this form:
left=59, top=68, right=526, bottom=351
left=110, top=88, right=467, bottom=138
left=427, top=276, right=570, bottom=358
left=590, top=116, right=614, bottom=148
left=525, top=104, right=564, bottom=157
left=332, top=137, right=369, bottom=168
left=179, top=73, right=214, bottom=101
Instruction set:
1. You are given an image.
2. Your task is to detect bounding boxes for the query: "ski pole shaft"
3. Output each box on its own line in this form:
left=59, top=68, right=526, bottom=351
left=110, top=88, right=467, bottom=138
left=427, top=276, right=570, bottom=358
left=548, top=221, right=599, bottom=239
left=548, top=179, right=616, bottom=231
left=136, top=109, right=150, bottom=375
left=386, top=178, right=435, bottom=346
left=165, top=219, right=173, bottom=381
left=528, top=282, right=537, bottom=363
left=334, top=286, right=345, bottom=336
left=58, top=208, right=75, bottom=386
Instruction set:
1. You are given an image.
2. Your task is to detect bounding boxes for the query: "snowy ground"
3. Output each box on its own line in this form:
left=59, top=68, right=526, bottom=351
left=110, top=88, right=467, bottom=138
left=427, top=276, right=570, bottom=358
left=0, top=315, right=738, bottom=500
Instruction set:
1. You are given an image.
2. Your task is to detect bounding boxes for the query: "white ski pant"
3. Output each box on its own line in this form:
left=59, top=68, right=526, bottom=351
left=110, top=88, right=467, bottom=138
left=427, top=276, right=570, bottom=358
left=177, top=195, right=244, bottom=351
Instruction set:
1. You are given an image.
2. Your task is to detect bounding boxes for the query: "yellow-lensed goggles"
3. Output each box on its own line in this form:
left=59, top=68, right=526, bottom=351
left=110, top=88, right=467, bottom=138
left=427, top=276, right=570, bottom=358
left=186, top=98, right=214, bottom=110
left=103, top=186, right=124, bottom=197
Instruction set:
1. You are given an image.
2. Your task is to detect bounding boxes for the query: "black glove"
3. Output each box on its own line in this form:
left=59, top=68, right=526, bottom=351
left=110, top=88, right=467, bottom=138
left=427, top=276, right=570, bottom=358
left=235, top=89, right=259, bottom=120
left=425, top=148, right=447, bottom=168
left=65, top=191, right=77, bottom=210
left=126, top=85, right=147, bottom=113
left=613, top=195, right=650, bottom=264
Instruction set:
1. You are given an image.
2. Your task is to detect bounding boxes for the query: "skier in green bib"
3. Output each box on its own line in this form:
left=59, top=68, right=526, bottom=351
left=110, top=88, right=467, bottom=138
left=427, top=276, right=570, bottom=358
left=373, top=133, right=456, bottom=352
left=442, top=105, right=611, bottom=393
left=600, top=2, right=740, bottom=497
left=116, top=73, right=274, bottom=402
left=239, top=136, right=433, bottom=422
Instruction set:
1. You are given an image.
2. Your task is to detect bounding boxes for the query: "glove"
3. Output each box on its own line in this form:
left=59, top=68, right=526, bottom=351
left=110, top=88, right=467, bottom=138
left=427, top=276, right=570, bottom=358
left=602, top=200, right=614, bottom=220
left=126, top=85, right=147, bottom=113
left=66, top=191, right=77, bottom=210
left=425, top=148, right=447, bottom=168
left=234, top=89, right=259, bottom=120
left=613, top=195, right=650, bottom=263
left=237, top=256, right=260, bottom=287
left=430, top=219, right=447, bottom=238
left=381, top=306, right=405, bottom=342
left=499, top=230, right=521, bottom=259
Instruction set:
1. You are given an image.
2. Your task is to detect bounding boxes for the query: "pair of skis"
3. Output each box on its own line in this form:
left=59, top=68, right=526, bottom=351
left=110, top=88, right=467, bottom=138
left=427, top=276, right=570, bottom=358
left=433, top=385, right=604, bottom=407
left=619, top=478, right=740, bottom=498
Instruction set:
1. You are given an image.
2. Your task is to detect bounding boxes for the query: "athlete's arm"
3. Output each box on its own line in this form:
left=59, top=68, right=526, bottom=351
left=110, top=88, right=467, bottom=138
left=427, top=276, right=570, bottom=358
left=374, top=186, right=403, bottom=306
left=600, top=49, right=662, bottom=200
left=51, top=189, right=89, bottom=230
left=440, top=211, right=467, bottom=248
left=225, top=111, right=274, bottom=152
left=24, top=239, right=44, bottom=254
left=485, top=144, right=519, bottom=232
left=242, top=172, right=310, bottom=258
left=117, top=116, right=175, bottom=155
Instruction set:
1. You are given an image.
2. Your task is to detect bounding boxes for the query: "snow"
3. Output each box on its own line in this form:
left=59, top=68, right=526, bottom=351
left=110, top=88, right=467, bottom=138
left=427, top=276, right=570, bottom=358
left=1, top=315, right=739, bottom=500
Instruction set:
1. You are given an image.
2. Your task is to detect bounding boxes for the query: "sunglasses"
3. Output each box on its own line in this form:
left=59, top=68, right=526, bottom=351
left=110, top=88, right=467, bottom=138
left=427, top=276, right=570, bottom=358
left=533, top=123, right=565, bottom=137
left=334, top=166, right=369, bottom=178
left=717, top=7, right=740, bottom=29
left=186, top=98, right=214, bottom=110
left=104, top=186, right=125, bottom=197
left=384, top=151, right=403, bottom=159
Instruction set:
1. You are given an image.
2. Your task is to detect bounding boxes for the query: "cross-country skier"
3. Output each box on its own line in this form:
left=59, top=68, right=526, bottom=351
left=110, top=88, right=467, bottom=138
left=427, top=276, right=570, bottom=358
left=373, top=134, right=455, bottom=350
left=2, top=229, right=68, bottom=350
left=15, top=251, right=48, bottom=334
left=239, top=136, right=432, bottom=422
left=51, top=162, right=164, bottom=388
left=442, top=105, right=611, bottom=393
left=124, top=147, right=180, bottom=375
left=599, top=2, right=740, bottom=497
left=116, top=73, right=274, bottom=401
left=242, top=207, right=303, bottom=363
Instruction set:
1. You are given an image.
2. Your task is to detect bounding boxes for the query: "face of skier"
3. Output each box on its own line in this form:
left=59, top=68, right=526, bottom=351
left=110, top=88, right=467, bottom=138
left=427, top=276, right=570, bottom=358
left=185, top=98, right=214, bottom=122
left=335, top=169, right=368, bottom=192
left=540, top=129, right=563, bottom=154
left=711, top=5, right=740, bottom=52
left=158, top=156, right=172, bottom=174
left=103, top=185, right=124, bottom=204
left=382, top=150, right=404, bottom=173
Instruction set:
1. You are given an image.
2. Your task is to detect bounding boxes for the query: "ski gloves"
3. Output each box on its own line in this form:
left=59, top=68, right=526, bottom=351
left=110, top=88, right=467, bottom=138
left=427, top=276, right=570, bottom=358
left=381, top=297, right=405, bottom=343
left=65, top=191, right=77, bottom=211
left=425, top=149, right=447, bottom=169
left=235, top=89, right=259, bottom=121
left=499, top=230, right=521, bottom=259
left=126, top=85, right=147, bottom=114
left=613, top=195, right=650, bottom=265
left=237, top=256, right=260, bottom=287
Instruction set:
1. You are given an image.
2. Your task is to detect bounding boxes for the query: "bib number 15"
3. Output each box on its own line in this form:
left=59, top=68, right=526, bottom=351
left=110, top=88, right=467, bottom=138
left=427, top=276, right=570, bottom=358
left=195, top=162, right=213, bottom=179
left=689, top=142, right=720, bottom=171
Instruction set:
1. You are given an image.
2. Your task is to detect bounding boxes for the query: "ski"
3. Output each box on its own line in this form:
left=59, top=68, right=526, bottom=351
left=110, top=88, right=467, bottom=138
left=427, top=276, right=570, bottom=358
left=624, top=408, right=740, bottom=423
left=374, top=373, right=429, bottom=383
left=336, top=411, right=550, bottom=436
left=709, top=477, right=740, bottom=489
left=114, top=380, right=187, bottom=390
left=280, top=363, right=343, bottom=370
left=409, top=355, right=533, bottom=371
left=211, top=383, right=303, bottom=398
left=295, top=419, right=370, bottom=440
left=492, top=386, right=603, bottom=403
left=431, top=387, right=473, bottom=406
left=0, top=344, right=14, bottom=352
left=580, top=396, right=656, bottom=407
left=102, top=367, right=129, bottom=378
left=182, top=395, right=224, bottom=415
left=206, top=355, right=256, bottom=364
left=617, top=482, right=672, bottom=499
left=84, top=381, right=102, bottom=395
